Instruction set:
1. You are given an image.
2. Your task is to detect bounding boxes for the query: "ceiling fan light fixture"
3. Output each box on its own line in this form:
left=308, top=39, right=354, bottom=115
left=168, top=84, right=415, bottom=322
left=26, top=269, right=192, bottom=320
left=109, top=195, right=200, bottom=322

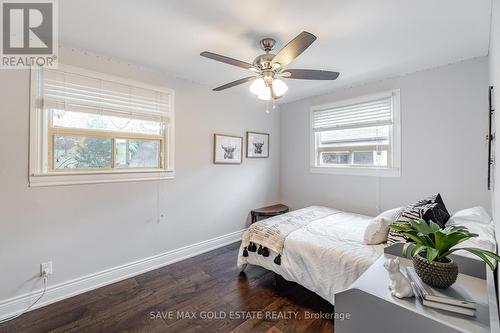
left=249, top=78, right=267, bottom=96
left=272, top=79, right=288, bottom=97
left=257, top=87, right=272, bottom=101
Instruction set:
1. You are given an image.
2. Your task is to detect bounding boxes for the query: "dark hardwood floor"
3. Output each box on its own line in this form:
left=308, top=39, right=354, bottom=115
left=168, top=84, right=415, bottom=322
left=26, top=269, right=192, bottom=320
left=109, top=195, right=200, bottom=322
left=0, top=242, right=334, bottom=333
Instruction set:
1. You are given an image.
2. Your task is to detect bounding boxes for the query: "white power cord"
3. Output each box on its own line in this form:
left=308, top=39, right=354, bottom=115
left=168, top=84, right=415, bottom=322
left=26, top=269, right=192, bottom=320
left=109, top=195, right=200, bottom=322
left=0, top=274, right=49, bottom=324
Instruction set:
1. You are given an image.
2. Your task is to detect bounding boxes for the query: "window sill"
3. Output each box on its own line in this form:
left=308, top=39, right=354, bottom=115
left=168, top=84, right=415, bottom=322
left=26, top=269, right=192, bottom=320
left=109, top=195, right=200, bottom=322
left=310, top=166, right=400, bottom=177
left=29, top=170, right=175, bottom=187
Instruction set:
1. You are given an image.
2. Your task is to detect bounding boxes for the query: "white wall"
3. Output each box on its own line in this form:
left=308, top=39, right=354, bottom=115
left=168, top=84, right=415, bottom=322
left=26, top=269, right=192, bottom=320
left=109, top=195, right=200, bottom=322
left=489, top=0, right=500, bottom=308
left=0, top=47, right=280, bottom=303
left=280, top=57, right=490, bottom=216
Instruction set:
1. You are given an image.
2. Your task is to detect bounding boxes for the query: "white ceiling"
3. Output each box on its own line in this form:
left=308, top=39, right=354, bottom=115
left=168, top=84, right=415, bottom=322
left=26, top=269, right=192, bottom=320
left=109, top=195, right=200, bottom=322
left=59, top=0, right=492, bottom=103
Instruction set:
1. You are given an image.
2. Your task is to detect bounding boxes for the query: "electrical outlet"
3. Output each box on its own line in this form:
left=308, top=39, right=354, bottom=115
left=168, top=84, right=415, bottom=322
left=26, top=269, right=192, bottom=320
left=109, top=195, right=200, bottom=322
left=41, top=262, right=53, bottom=276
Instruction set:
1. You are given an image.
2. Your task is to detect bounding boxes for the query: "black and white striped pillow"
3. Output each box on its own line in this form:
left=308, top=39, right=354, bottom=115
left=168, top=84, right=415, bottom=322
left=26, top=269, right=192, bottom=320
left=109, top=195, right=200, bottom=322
left=387, top=202, right=426, bottom=245
left=386, top=194, right=450, bottom=245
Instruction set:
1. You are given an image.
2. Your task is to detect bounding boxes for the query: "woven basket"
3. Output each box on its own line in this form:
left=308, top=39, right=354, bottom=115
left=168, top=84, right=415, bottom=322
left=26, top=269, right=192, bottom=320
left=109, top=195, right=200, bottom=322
left=413, top=253, right=458, bottom=289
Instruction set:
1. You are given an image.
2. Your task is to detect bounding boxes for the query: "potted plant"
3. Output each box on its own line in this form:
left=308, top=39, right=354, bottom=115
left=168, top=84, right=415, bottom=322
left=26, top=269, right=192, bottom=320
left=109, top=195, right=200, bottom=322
left=389, top=219, right=500, bottom=288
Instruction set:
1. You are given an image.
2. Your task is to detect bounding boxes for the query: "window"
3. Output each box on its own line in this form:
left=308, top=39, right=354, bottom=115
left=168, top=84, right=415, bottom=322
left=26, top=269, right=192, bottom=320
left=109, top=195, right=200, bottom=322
left=310, top=90, right=400, bottom=177
left=29, top=65, right=175, bottom=186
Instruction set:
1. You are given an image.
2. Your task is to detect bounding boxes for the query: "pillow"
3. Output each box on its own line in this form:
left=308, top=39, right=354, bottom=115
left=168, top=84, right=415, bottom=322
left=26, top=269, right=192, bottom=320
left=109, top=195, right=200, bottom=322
left=446, top=206, right=492, bottom=225
left=420, top=202, right=450, bottom=227
left=446, top=207, right=496, bottom=258
left=421, top=193, right=450, bottom=226
left=364, top=207, right=404, bottom=245
left=387, top=193, right=450, bottom=245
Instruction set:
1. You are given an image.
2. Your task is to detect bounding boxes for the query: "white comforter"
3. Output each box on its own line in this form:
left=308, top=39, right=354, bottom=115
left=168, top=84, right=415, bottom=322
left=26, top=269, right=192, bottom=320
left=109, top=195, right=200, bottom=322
left=237, top=206, right=385, bottom=305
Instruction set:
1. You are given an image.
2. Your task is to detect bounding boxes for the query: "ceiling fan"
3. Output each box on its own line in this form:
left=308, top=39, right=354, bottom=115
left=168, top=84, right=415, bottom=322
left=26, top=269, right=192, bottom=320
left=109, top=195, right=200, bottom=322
left=200, top=31, right=340, bottom=100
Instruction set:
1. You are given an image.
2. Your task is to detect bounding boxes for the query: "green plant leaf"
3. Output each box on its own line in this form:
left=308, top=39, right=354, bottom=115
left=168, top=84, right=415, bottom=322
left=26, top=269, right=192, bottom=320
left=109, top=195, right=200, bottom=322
left=403, top=232, right=428, bottom=245
left=447, top=248, right=497, bottom=270
left=434, top=230, right=474, bottom=256
left=402, top=242, right=414, bottom=257
left=442, top=225, right=468, bottom=234
left=411, top=244, right=427, bottom=257
left=421, top=234, right=435, bottom=247
left=477, top=249, right=500, bottom=262
left=426, top=247, right=439, bottom=262
left=428, top=220, right=442, bottom=233
left=409, top=219, right=435, bottom=235
left=389, top=223, right=412, bottom=232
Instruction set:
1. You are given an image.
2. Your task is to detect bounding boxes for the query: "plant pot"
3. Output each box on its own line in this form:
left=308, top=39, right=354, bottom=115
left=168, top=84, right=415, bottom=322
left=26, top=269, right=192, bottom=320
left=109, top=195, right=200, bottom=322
left=413, top=253, right=458, bottom=289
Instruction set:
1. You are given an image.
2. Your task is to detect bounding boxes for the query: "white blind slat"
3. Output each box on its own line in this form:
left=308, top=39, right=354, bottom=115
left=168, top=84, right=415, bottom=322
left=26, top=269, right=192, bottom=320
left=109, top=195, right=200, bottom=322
left=313, top=96, right=393, bottom=131
left=44, top=82, right=169, bottom=109
left=44, top=84, right=169, bottom=110
left=314, top=110, right=392, bottom=125
left=313, top=100, right=391, bottom=116
left=42, top=69, right=171, bottom=118
left=313, top=106, right=392, bottom=120
left=44, top=94, right=167, bottom=118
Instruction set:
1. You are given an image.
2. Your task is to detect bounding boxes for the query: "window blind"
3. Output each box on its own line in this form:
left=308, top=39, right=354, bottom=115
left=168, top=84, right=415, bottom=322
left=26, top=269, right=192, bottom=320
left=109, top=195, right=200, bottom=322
left=41, top=68, right=171, bottom=120
left=312, top=96, right=393, bottom=132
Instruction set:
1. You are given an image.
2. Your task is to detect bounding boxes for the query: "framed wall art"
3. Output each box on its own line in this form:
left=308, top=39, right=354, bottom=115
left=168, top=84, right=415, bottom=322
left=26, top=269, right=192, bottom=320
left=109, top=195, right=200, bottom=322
left=213, top=134, right=243, bottom=164
left=246, top=132, right=269, bottom=158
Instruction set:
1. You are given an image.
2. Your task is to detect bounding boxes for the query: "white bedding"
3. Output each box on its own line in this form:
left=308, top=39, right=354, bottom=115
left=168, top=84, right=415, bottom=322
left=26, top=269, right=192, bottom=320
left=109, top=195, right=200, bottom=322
left=238, top=206, right=384, bottom=305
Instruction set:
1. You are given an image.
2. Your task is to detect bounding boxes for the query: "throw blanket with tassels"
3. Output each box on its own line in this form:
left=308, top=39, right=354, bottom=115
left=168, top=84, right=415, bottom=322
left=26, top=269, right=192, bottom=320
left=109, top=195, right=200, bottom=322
left=241, top=206, right=339, bottom=265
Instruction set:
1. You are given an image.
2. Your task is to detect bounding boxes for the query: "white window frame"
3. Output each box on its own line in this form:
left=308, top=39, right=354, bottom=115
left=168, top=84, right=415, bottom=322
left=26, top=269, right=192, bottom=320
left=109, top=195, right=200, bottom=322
left=29, top=64, right=175, bottom=187
left=310, top=89, right=401, bottom=177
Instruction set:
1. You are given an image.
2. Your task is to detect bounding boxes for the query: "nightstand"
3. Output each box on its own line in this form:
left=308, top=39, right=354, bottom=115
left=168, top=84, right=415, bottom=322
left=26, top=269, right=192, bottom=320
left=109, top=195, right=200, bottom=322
left=250, top=204, right=289, bottom=223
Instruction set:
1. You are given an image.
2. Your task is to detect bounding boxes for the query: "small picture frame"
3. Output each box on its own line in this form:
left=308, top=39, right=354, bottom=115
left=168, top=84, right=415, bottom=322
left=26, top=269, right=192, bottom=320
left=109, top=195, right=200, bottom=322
left=246, top=132, right=270, bottom=158
left=213, top=134, right=243, bottom=164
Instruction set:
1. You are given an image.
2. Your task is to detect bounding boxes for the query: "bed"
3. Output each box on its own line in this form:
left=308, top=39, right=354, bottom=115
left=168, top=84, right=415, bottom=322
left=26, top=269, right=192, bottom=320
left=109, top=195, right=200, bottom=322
left=237, top=206, right=385, bottom=305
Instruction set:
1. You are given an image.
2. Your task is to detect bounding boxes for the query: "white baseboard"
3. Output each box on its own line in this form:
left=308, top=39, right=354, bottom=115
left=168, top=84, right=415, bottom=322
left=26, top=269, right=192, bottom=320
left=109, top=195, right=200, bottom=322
left=0, top=229, right=245, bottom=321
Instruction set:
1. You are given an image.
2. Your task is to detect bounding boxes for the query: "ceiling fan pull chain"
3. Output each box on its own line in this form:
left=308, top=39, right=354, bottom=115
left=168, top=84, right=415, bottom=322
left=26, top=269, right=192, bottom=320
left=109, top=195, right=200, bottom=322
left=265, top=100, right=270, bottom=114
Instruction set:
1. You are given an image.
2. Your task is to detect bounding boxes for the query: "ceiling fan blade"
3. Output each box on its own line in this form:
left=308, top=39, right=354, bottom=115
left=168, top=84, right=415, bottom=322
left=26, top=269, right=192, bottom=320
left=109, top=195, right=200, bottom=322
left=281, top=69, right=340, bottom=80
left=213, top=76, right=256, bottom=91
left=200, top=51, right=257, bottom=71
left=271, top=31, right=317, bottom=68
